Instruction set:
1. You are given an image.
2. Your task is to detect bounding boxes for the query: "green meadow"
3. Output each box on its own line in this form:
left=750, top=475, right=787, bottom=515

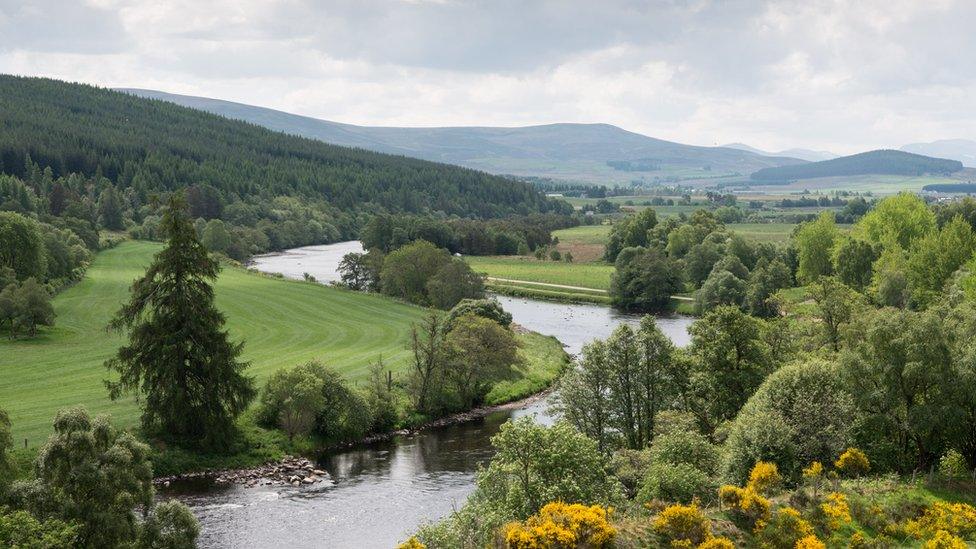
left=0, top=241, right=564, bottom=446
left=465, top=255, right=614, bottom=291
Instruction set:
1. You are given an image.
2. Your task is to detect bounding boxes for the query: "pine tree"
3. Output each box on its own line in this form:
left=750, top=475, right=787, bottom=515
left=98, top=186, right=124, bottom=230
left=105, top=194, right=255, bottom=447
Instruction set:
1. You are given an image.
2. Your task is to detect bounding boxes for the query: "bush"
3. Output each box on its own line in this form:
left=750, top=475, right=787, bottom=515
left=504, top=502, right=615, bottom=548
left=834, top=448, right=871, bottom=478
left=719, top=485, right=770, bottom=528
left=609, top=449, right=652, bottom=498
left=445, top=298, right=512, bottom=329
left=937, top=450, right=970, bottom=483
left=649, top=430, right=721, bottom=476
left=638, top=462, right=716, bottom=505
left=652, top=502, right=712, bottom=546
left=819, top=492, right=852, bottom=531
left=723, top=360, right=856, bottom=485
left=905, top=502, right=976, bottom=540
left=748, top=461, right=782, bottom=496
left=755, top=507, right=814, bottom=549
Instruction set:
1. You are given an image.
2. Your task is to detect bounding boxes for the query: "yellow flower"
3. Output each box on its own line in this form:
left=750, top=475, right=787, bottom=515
left=820, top=492, right=852, bottom=531
left=905, top=501, right=976, bottom=540
left=922, top=530, right=968, bottom=549
left=795, top=534, right=826, bottom=549
left=505, top=502, right=616, bottom=549
left=698, top=537, right=735, bottom=549
left=834, top=448, right=870, bottom=477
left=748, top=461, right=782, bottom=495
left=397, top=537, right=426, bottom=549
left=802, top=462, right=824, bottom=479
left=653, top=502, right=712, bottom=547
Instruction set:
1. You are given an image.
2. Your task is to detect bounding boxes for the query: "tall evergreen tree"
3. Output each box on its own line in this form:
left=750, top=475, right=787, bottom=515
left=105, top=194, right=255, bottom=447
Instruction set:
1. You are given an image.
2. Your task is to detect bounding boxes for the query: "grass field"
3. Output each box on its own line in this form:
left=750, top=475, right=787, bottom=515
left=552, top=224, right=612, bottom=262
left=0, top=241, right=565, bottom=446
left=465, top=256, right=614, bottom=290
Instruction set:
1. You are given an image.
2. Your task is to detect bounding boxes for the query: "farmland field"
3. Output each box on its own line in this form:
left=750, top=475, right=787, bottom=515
left=0, top=241, right=564, bottom=445
left=465, top=255, right=614, bottom=291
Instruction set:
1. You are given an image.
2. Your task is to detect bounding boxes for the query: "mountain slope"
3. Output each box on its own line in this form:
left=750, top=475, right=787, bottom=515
left=0, top=76, right=558, bottom=221
left=120, top=88, right=805, bottom=182
left=750, top=149, right=963, bottom=182
left=901, top=139, right=976, bottom=168
left=724, top=142, right=838, bottom=162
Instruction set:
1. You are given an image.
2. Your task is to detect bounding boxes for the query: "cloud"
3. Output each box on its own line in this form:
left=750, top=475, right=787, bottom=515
left=0, top=0, right=973, bottom=153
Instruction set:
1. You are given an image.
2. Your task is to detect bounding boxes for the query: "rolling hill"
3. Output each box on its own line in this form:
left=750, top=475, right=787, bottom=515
left=901, top=139, right=976, bottom=168
left=750, top=149, right=963, bottom=182
left=723, top=142, right=838, bottom=162
left=0, top=75, right=558, bottom=222
left=119, top=88, right=805, bottom=183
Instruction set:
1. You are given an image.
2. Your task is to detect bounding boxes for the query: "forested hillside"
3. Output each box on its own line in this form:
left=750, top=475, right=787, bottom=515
left=0, top=76, right=567, bottom=258
left=750, top=149, right=963, bottom=182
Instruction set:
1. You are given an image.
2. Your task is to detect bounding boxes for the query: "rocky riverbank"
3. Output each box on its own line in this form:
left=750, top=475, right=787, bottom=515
left=153, top=389, right=554, bottom=488
left=154, top=455, right=331, bottom=488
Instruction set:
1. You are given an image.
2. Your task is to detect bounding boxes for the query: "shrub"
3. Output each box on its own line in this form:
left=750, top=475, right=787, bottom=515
left=609, top=449, right=652, bottom=498
left=937, top=450, right=970, bottom=483
left=922, top=530, right=968, bottom=549
left=723, top=360, right=855, bottom=485
left=905, top=502, right=976, bottom=540
left=652, top=502, right=712, bottom=546
left=397, top=536, right=426, bottom=549
left=755, top=507, right=814, bottom=549
left=698, top=537, right=735, bottom=549
left=445, top=298, right=512, bottom=329
left=795, top=535, right=826, bottom=549
left=748, top=461, right=782, bottom=496
left=835, top=448, right=870, bottom=478
left=638, top=462, right=716, bottom=505
left=719, top=485, right=770, bottom=528
left=820, top=492, right=852, bottom=531
left=504, top=502, right=616, bottom=549
left=649, top=430, right=721, bottom=476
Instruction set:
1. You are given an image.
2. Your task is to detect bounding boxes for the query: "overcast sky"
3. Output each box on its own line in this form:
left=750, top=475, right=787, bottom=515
left=1, top=0, right=973, bottom=154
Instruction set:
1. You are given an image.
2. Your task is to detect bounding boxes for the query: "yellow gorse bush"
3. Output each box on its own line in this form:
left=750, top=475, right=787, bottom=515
left=820, top=492, right=852, bottom=531
left=653, top=502, right=712, bottom=547
left=397, top=537, right=426, bottom=549
left=834, top=448, right=870, bottom=477
left=905, top=501, right=976, bottom=540
left=794, top=534, right=826, bottom=549
left=802, top=462, right=823, bottom=479
left=697, top=537, right=735, bottom=548
left=922, top=530, right=968, bottom=549
left=755, top=507, right=815, bottom=548
left=504, top=502, right=616, bottom=549
left=748, top=461, right=782, bottom=496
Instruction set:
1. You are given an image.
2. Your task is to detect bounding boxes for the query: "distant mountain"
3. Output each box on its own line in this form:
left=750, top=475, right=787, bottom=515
left=119, top=89, right=805, bottom=183
left=724, top=143, right=837, bottom=162
left=901, top=139, right=976, bottom=168
left=750, top=149, right=963, bottom=182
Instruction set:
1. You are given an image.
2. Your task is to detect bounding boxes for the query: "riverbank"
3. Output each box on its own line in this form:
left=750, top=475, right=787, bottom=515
left=153, top=388, right=558, bottom=488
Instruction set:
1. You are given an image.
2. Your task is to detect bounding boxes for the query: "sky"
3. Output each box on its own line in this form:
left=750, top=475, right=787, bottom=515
left=1, top=0, right=973, bottom=154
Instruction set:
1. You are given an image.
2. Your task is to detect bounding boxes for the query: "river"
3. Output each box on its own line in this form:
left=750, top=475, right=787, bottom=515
left=162, top=242, right=693, bottom=548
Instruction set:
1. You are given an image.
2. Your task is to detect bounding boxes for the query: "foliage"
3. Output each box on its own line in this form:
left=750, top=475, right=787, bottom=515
left=259, top=362, right=327, bottom=440
left=638, top=462, right=716, bottom=505
left=610, top=246, right=683, bottom=313
left=649, top=430, right=721, bottom=476
left=808, top=276, right=862, bottom=351
left=907, top=215, right=976, bottom=307
left=723, top=360, right=855, bottom=485
left=503, top=502, right=616, bottom=549
left=0, top=506, right=78, bottom=549
left=841, top=306, right=959, bottom=471
left=604, top=209, right=658, bottom=262
left=397, top=537, right=426, bottom=549
left=833, top=238, right=878, bottom=291
left=834, top=448, right=871, bottom=478
left=338, top=250, right=384, bottom=292
left=937, top=450, right=970, bottom=483
left=746, top=258, right=792, bottom=318
left=652, top=502, right=712, bottom=547
left=556, top=317, right=677, bottom=451
left=904, top=501, right=976, bottom=541
left=754, top=506, right=814, bottom=549
left=0, top=408, right=11, bottom=493
left=921, top=530, right=968, bottom=549
left=696, top=269, right=747, bottom=313
left=0, top=211, right=45, bottom=280
left=105, top=195, right=256, bottom=447
left=793, top=212, right=838, bottom=284
left=820, top=492, right=852, bottom=531
left=856, top=192, right=936, bottom=250
left=137, top=500, right=201, bottom=549
left=472, top=418, right=618, bottom=519
left=445, top=298, right=512, bottom=330
left=443, top=314, right=520, bottom=409
left=748, top=461, right=783, bottom=495
left=686, top=306, right=774, bottom=433
left=380, top=240, right=484, bottom=308
left=718, top=484, right=771, bottom=528
left=0, top=278, right=55, bottom=338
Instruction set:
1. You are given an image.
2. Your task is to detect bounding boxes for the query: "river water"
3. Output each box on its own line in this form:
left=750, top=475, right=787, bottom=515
left=163, top=242, right=693, bottom=548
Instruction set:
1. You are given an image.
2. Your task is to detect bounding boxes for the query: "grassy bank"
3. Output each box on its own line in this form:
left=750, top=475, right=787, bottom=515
left=466, top=255, right=614, bottom=290
left=0, top=240, right=568, bottom=451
